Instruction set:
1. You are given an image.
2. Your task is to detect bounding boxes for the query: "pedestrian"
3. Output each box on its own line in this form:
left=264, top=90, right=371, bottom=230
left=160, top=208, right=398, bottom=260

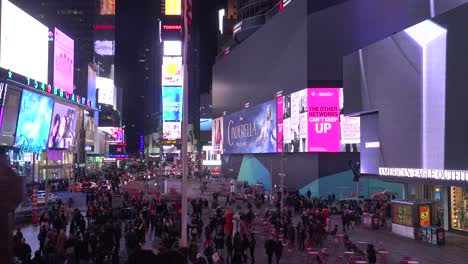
left=367, top=244, right=377, bottom=264
left=274, top=239, right=283, bottom=264
left=225, top=193, right=232, bottom=206
left=226, top=234, right=233, bottom=264
left=249, top=233, right=256, bottom=264
left=265, top=237, right=275, bottom=264
left=241, top=233, right=250, bottom=263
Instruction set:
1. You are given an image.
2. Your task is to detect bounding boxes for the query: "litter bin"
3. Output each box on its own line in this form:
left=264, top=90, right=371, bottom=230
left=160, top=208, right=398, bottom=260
left=436, top=228, right=445, bottom=245
left=372, top=215, right=380, bottom=230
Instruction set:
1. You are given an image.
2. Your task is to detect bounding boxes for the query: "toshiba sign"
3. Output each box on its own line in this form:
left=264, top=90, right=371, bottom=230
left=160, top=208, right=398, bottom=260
left=379, top=167, right=468, bottom=182
left=163, top=25, right=181, bottom=30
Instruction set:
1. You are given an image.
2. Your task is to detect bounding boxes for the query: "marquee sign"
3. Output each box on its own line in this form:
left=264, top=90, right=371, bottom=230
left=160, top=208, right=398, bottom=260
left=1, top=68, right=96, bottom=109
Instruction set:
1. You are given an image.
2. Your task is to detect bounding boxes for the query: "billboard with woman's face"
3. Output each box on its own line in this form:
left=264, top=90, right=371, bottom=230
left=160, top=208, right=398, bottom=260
left=48, top=102, right=78, bottom=149
left=223, top=100, right=277, bottom=154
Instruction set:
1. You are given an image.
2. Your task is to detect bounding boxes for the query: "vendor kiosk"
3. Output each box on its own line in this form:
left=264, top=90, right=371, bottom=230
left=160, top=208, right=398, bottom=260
left=391, top=200, right=445, bottom=245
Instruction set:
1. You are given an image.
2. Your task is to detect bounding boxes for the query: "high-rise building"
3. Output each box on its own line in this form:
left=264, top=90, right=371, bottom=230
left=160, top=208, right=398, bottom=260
left=115, top=0, right=161, bottom=154
left=10, top=0, right=96, bottom=96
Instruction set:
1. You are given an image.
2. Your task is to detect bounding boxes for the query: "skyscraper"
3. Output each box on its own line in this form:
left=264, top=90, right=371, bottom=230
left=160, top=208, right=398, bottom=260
left=10, top=0, right=96, bottom=96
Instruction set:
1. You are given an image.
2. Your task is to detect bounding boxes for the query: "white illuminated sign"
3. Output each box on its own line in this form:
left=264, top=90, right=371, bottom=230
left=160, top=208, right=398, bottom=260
left=203, top=160, right=221, bottom=166
left=95, top=40, right=115, bottom=56
left=365, top=142, right=380, bottom=148
left=96, top=77, right=114, bottom=106
left=379, top=167, right=468, bottom=182
left=163, top=41, right=182, bottom=56
left=0, top=0, right=49, bottom=83
left=218, top=9, right=225, bottom=34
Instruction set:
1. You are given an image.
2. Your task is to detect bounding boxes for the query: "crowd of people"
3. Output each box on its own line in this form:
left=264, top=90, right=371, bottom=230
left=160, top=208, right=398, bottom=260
left=13, top=167, right=395, bottom=264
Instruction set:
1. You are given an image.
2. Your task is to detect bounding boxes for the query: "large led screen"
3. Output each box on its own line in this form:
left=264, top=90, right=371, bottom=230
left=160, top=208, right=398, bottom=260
left=0, top=0, right=49, bottom=83
left=97, top=77, right=114, bottom=106
left=212, top=117, right=223, bottom=154
left=165, top=0, right=181, bottom=15
left=0, top=82, right=8, bottom=130
left=48, top=102, right=78, bottom=149
left=163, top=122, right=181, bottom=140
left=84, top=113, right=96, bottom=146
left=100, top=0, right=115, bottom=15
left=200, top=118, right=212, bottom=131
left=223, top=100, right=277, bottom=154
left=53, top=28, right=74, bottom=94
left=282, top=89, right=308, bottom=152
left=98, top=127, right=124, bottom=143
left=0, top=85, right=21, bottom=146
left=162, top=86, right=182, bottom=121
left=162, top=56, right=183, bottom=86
left=307, top=88, right=341, bottom=152
left=15, top=90, right=54, bottom=152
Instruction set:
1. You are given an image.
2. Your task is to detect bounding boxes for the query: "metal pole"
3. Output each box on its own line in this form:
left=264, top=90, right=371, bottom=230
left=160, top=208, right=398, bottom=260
left=45, top=148, right=49, bottom=207
left=180, top=21, right=189, bottom=248
left=280, top=159, right=284, bottom=213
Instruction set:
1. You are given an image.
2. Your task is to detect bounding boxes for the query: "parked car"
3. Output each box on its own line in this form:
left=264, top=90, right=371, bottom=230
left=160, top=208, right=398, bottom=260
left=68, top=182, right=83, bottom=192
left=81, top=181, right=98, bottom=192
left=99, top=184, right=111, bottom=192
left=329, top=198, right=365, bottom=214
left=36, top=191, right=58, bottom=205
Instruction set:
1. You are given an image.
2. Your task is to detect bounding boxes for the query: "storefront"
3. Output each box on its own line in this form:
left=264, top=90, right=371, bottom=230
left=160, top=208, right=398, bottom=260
left=450, top=186, right=468, bottom=232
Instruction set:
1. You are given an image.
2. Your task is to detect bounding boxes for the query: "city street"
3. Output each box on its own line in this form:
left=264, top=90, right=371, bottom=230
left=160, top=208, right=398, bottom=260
left=17, top=180, right=468, bottom=264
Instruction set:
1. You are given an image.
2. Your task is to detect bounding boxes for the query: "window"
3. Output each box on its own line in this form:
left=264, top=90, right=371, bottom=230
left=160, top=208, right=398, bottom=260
left=451, top=187, right=468, bottom=231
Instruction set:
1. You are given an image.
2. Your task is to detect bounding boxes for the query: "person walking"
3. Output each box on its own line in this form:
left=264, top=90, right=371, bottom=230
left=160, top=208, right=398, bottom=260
left=367, top=244, right=377, bottom=264
left=249, top=233, right=256, bottom=264
left=265, top=237, right=275, bottom=264
left=225, top=193, right=232, bottom=206
left=274, top=239, right=283, bottom=264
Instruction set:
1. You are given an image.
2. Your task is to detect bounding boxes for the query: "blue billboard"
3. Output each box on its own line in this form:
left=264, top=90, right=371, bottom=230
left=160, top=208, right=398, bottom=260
left=162, top=86, right=182, bottom=121
left=223, top=100, right=277, bottom=154
left=15, top=90, right=54, bottom=153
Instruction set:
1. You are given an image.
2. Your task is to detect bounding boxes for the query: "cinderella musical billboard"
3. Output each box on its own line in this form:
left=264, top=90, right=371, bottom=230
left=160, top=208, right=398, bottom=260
left=223, top=100, right=277, bottom=154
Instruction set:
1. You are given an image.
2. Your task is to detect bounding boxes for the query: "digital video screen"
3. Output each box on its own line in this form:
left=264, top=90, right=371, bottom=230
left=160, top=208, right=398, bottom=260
left=15, top=90, right=54, bottom=152
left=162, top=86, right=182, bottom=122
left=48, top=102, right=78, bottom=149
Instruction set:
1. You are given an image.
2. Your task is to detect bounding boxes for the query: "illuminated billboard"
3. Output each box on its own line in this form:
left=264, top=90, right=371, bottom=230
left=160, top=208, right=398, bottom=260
left=163, top=122, right=181, bottom=140
left=200, top=118, right=212, bottom=131
left=100, top=0, right=115, bottom=15
left=162, top=86, right=182, bottom=121
left=223, top=100, right=277, bottom=154
left=282, top=89, right=308, bottom=152
left=15, top=90, right=54, bottom=153
left=0, top=82, right=8, bottom=130
left=96, top=77, right=114, bottom=106
left=94, top=40, right=115, bottom=56
left=212, top=117, right=223, bottom=154
left=98, top=127, right=124, bottom=143
left=0, top=0, right=49, bottom=83
left=341, top=115, right=360, bottom=144
left=307, top=88, right=341, bottom=152
left=53, top=28, right=74, bottom=94
left=165, top=0, right=181, bottom=15
left=163, top=41, right=182, bottom=56
left=48, top=102, right=78, bottom=149
left=162, top=56, right=183, bottom=86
